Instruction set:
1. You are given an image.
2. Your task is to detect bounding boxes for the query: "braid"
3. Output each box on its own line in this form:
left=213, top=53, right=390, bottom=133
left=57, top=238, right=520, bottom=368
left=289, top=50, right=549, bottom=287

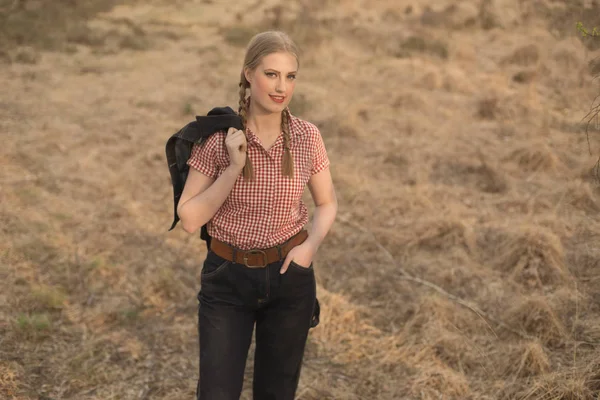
left=281, top=108, right=294, bottom=178
left=238, top=75, right=255, bottom=181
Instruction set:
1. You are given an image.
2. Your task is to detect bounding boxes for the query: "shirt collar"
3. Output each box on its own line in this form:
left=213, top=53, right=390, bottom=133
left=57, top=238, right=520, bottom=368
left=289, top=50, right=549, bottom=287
left=244, top=106, right=306, bottom=149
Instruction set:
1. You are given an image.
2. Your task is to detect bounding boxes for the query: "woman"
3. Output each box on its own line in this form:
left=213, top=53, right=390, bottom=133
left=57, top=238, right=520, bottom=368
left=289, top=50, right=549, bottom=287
left=177, top=30, right=338, bottom=400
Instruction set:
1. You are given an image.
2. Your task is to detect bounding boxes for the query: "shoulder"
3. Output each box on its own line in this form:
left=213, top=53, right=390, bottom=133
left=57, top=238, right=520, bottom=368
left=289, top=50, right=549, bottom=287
left=289, top=114, right=322, bottom=138
left=192, top=130, right=227, bottom=152
left=205, top=130, right=228, bottom=145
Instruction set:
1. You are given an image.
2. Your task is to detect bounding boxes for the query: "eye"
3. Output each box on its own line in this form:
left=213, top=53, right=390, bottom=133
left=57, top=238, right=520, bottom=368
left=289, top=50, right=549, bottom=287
left=265, top=72, right=277, bottom=77
left=287, top=75, right=297, bottom=80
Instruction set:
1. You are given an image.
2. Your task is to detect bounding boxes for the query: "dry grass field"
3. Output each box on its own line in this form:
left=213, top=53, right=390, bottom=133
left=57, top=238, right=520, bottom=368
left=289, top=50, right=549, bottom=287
left=1, top=0, right=600, bottom=399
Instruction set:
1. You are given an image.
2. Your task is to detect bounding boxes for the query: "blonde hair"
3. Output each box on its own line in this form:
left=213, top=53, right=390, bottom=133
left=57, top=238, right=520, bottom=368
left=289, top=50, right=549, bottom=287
left=238, top=31, right=300, bottom=181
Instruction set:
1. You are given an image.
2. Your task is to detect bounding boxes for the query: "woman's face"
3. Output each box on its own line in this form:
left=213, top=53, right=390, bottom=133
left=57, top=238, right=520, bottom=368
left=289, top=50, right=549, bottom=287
left=245, top=51, right=298, bottom=116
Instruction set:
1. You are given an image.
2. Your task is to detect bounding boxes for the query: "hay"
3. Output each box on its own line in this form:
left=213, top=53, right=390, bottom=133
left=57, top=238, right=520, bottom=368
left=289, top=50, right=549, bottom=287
left=579, top=164, right=600, bottom=185
left=259, top=2, right=332, bottom=48
left=564, top=227, right=600, bottom=283
left=441, top=3, right=479, bottom=30
left=403, top=217, right=476, bottom=254
left=403, top=295, right=491, bottom=338
left=392, top=90, right=427, bottom=111
left=479, top=225, right=570, bottom=288
left=513, top=349, right=600, bottom=399
left=311, top=289, right=385, bottom=364
left=504, top=296, right=568, bottom=347
left=565, top=181, right=600, bottom=214
left=428, top=329, right=485, bottom=374
left=443, top=65, right=477, bottom=94
left=551, top=38, right=587, bottom=73
left=0, top=0, right=126, bottom=52
left=479, top=0, right=503, bottom=30
left=506, top=143, right=560, bottom=173
left=519, top=375, right=596, bottom=400
left=314, top=113, right=366, bottom=141
left=0, top=363, right=20, bottom=399
left=429, top=158, right=509, bottom=193
left=409, top=359, right=472, bottom=399
left=502, top=44, right=540, bottom=66
left=503, top=341, right=550, bottom=378
left=513, top=69, right=537, bottom=84
left=399, top=36, right=449, bottom=60
left=478, top=96, right=499, bottom=119
left=584, top=354, right=600, bottom=394
left=572, top=318, right=600, bottom=346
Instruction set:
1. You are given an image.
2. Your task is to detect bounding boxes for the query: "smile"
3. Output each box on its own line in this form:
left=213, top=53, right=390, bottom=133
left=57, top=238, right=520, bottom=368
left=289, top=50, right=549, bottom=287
left=269, top=95, right=285, bottom=103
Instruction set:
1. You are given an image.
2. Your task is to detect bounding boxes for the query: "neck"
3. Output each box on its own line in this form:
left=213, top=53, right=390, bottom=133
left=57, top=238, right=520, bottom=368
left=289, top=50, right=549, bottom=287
left=247, top=99, right=282, bottom=136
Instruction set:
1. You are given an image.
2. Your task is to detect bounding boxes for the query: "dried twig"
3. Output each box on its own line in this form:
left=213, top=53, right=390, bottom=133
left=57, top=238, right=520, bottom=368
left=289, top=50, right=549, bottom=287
left=336, top=213, right=536, bottom=341
left=582, top=93, right=600, bottom=182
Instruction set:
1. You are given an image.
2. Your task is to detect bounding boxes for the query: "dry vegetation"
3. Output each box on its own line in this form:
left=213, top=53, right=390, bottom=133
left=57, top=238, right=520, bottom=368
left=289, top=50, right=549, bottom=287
left=1, top=0, right=600, bottom=399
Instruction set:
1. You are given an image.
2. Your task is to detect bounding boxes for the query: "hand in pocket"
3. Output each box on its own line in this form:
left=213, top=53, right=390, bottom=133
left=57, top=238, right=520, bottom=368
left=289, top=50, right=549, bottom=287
left=280, top=242, right=315, bottom=274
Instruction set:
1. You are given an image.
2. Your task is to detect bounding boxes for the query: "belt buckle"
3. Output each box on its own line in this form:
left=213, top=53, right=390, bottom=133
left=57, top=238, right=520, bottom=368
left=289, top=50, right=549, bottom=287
left=243, top=249, right=268, bottom=268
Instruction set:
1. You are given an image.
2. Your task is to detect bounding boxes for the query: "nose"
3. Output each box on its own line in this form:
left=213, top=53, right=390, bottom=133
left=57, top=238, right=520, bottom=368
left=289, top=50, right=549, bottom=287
left=275, top=76, right=286, bottom=93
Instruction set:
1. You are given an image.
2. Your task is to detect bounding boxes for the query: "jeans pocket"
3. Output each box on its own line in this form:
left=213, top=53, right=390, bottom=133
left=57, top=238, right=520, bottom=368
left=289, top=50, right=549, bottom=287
left=289, top=260, right=314, bottom=273
left=201, top=251, right=231, bottom=281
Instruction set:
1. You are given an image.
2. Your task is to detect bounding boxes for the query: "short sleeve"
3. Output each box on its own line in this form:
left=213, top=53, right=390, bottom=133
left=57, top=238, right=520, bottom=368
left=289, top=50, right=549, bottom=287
left=311, top=128, right=330, bottom=175
left=187, top=135, right=218, bottom=179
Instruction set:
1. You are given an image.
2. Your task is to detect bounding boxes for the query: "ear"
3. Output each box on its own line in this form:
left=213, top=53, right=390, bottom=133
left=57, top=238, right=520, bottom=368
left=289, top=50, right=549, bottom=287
left=243, top=67, right=253, bottom=85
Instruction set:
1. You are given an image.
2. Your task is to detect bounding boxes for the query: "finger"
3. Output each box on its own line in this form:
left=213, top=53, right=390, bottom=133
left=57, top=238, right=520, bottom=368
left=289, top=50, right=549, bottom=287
left=230, top=130, right=243, bottom=138
left=280, top=259, right=290, bottom=274
left=227, top=134, right=242, bottom=145
left=231, top=132, right=243, bottom=143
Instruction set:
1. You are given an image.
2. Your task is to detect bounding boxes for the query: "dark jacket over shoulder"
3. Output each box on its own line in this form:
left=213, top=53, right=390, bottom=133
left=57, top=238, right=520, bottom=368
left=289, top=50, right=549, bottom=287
left=165, top=106, right=243, bottom=247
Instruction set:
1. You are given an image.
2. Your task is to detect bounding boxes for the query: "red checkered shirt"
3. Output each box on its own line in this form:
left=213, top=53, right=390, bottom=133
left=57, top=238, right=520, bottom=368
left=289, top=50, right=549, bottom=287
left=186, top=110, right=330, bottom=250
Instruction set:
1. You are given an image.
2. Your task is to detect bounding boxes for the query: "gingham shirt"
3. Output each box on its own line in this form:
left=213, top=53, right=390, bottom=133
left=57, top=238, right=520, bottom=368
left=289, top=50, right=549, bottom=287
left=186, top=110, right=330, bottom=250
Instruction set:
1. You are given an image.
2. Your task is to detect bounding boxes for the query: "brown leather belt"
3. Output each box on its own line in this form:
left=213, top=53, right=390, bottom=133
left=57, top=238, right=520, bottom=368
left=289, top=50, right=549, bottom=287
left=210, top=229, right=309, bottom=268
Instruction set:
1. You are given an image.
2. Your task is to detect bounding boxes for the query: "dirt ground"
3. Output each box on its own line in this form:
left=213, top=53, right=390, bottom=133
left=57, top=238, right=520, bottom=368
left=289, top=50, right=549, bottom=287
left=1, top=0, right=600, bottom=399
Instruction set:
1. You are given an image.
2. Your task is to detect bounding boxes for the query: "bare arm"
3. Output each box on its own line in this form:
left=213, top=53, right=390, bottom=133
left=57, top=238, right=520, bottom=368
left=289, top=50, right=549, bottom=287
left=279, top=166, right=337, bottom=273
left=177, top=165, right=242, bottom=233
left=305, top=166, right=338, bottom=252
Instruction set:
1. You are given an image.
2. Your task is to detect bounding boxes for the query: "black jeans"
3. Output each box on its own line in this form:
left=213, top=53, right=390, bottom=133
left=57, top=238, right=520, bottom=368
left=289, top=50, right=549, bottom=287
left=196, top=249, right=317, bottom=400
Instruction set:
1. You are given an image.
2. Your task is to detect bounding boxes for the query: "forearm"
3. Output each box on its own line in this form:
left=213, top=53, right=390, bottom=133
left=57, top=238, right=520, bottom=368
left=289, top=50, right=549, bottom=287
left=305, top=202, right=338, bottom=253
left=178, top=165, right=241, bottom=233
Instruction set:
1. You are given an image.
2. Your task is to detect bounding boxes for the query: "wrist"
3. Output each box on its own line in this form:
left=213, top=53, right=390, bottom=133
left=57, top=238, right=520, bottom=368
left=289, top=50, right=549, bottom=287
left=227, top=164, right=243, bottom=174
left=304, top=237, right=319, bottom=254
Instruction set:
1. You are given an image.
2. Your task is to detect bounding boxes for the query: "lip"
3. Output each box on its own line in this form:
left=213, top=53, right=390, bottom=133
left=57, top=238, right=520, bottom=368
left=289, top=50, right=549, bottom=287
left=269, top=95, right=285, bottom=104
